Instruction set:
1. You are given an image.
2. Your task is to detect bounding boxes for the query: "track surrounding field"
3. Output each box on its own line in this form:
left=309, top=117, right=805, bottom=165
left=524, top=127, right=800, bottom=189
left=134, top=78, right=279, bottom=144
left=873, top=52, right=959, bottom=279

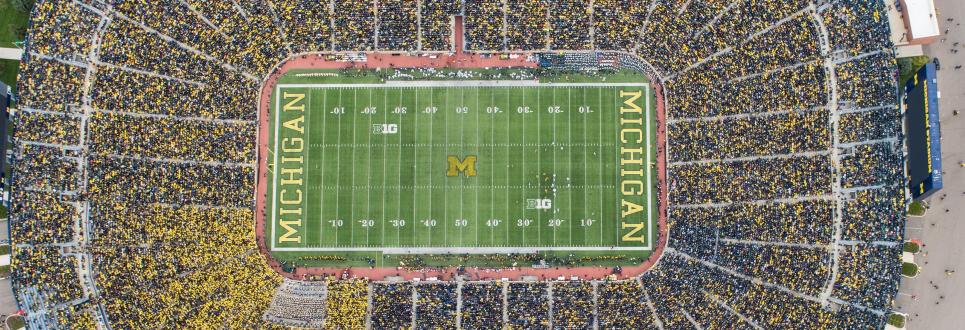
left=268, top=80, right=656, bottom=254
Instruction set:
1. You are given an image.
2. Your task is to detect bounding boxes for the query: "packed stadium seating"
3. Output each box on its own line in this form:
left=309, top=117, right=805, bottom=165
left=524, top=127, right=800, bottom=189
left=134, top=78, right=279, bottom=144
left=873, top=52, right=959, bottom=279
left=10, top=0, right=905, bottom=328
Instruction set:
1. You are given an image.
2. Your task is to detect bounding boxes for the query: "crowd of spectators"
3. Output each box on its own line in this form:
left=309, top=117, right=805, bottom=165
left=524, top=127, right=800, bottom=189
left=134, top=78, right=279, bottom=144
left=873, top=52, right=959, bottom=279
left=333, top=0, right=376, bottom=51
left=669, top=109, right=831, bottom=162
left=415, top=283, right=458, bottom=328
left=378, top=0, right=419, bottom=51
left=324, top=279, right=369, bottom=329
left=11, top=0, right=905, bottom=328
left=549, top=0, right=591, bottom=50
left=822, top=0, right=894, bottom=56
left=421, top=0, right=461, bottom=51
left=461, top=282, right=504, bottom=329
left=507, top=282, right=549, bottom=329
left=550, top=281, right=594, bottom=329
left=370, top=282, right=413, bottom=329
left=669, top=155, right=833, bottom=205
left=597, top=280, right=658, bottom=328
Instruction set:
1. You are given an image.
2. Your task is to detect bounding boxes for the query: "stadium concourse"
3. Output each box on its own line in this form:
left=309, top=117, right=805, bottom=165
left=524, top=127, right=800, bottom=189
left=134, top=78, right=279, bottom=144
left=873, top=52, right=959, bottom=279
left=8, top=0, right=904, bottom=329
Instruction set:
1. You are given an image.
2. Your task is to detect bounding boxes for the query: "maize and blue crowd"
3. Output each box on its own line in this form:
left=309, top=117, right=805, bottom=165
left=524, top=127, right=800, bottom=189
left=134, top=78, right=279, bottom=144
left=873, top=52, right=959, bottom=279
left=10, top=0, right=905, bottom=328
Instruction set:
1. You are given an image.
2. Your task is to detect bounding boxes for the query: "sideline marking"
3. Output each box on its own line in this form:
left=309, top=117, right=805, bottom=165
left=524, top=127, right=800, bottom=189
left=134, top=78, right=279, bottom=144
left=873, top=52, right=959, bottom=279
left=269, top=83, right=654, bottom=251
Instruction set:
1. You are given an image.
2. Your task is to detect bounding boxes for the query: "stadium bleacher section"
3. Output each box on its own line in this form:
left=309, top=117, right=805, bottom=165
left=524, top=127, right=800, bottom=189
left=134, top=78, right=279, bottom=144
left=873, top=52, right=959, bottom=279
left=9, top=0, right=906, bottom=328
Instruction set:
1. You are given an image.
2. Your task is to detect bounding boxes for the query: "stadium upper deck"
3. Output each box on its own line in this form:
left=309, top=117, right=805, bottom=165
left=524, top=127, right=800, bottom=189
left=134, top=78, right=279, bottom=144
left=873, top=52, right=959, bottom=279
left=9, top=0, right=905, bottom=328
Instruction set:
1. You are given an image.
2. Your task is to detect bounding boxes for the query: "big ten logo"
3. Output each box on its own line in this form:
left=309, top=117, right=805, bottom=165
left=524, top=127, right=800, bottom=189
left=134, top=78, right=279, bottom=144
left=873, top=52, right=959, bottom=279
left=526, top=199, right=552, bottom=210
left=447, top=155, right=477, bottom=177
left=372, top=123, right=399, bottom=134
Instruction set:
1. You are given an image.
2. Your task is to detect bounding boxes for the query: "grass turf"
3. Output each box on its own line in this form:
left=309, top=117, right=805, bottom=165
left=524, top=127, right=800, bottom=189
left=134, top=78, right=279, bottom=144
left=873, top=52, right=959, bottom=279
left=266, top=72, right=658, bottom=268
left=0, top=0, right=30, bottom=87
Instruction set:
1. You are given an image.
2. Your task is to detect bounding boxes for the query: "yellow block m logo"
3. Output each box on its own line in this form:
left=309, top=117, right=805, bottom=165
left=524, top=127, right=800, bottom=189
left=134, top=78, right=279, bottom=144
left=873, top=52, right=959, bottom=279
left=447, top=155, right=477, bottom=177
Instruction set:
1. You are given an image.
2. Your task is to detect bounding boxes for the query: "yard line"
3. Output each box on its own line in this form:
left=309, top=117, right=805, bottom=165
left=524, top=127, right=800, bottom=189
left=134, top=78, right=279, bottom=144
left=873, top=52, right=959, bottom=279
left=367, top=89, right=375, bottom=246
left=335, top=88, right=343, bottom=246
left=582, top=87, right=588, bottom=246
left=475, top=86, right=481, bottom=246
left=381, top=88, right=388, bottom=246
left=646, top=88, right=653, bottom=248
left=491, top=87, right=496, bottom=245
left=350, top=88, right=357, bottom=246
left=305, top=89, right=312, bottom=248
left=271, top=86, right=282, bottom=249
left=552, top=87, right=557, bottom=246
left=444, top=87, right=449, bottom=246
left=466, top=88, right=468, bottom=245
left=398, top=88, right=404, bottom=245
left=412, top=87, right=418, bottom=246
left=507, top=87, right=512, bottom=246
left=598, top=87, right=604, bottom=246
left=428, top=87, right=434, bottom=246
left=613, top=88, right=620, bottom=245
left=320, top=88, right=328, bottom=246
left=568, top=87, right=573, bottom=246
left=521, top=87, right=527, bottom=244
left=536, top=87, right=541, bottom=246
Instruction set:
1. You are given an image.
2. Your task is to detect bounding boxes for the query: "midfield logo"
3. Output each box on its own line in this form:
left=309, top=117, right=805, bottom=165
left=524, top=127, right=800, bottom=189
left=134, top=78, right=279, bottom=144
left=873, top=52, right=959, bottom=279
left=447, top=155, right=477, bottom=177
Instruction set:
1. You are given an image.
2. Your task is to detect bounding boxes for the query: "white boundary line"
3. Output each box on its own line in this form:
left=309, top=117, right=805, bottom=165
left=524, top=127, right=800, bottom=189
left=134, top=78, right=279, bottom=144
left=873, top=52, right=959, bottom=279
left=279, top=82, right=651, bottom=88
left=272, top=246, right=652, bottom=252
left=269, top=83, right=653, bottom=252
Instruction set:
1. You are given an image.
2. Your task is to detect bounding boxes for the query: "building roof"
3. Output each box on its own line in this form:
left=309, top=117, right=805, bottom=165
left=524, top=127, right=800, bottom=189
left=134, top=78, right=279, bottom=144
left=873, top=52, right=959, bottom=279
left=0, top=47, right=21, bottom=61
left=905, top=0, right=940, bottom=39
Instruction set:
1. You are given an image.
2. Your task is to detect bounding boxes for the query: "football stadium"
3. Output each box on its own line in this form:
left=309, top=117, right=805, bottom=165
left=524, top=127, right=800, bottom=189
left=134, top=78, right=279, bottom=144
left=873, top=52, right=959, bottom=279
left=1, top=0, right=947, bottom=328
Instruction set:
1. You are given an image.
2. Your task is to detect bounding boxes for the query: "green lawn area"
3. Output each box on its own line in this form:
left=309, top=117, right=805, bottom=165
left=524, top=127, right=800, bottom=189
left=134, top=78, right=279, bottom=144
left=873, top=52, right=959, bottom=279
left=6, top=316, right=25, bottom=330
left=888, top=313, right=906, bottom=328
left=908, top=200, right=926, bottom=216
left=0, top=244, right=10, bottom=255
left=266, top=69, right=658, bottom=269
left=901, top=262, right=919, bottom=277
left=898, top=55, right=931, bottom=87
left=0, top=0, right=31, bottom=86
left=903, top=241, right=920, bottom=254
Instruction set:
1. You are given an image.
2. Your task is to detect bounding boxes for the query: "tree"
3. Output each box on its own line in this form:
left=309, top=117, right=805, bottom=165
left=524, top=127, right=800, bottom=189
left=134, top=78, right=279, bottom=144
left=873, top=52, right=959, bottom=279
left=11, top=0, right=36, bottom=13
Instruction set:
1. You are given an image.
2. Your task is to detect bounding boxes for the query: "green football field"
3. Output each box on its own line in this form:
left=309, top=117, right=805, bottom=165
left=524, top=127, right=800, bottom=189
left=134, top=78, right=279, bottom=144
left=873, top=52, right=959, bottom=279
left=266, top=77, right=657, bottom=258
